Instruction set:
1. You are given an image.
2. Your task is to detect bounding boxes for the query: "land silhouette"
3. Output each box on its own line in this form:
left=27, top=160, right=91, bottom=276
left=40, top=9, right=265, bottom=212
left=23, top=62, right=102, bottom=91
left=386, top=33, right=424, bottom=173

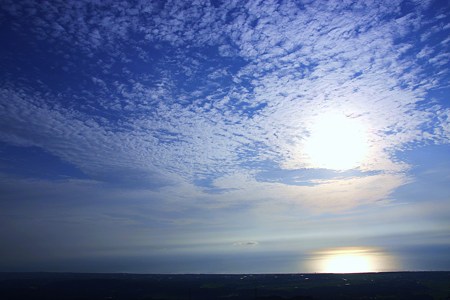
left=1, top=272, right=449, bottom=299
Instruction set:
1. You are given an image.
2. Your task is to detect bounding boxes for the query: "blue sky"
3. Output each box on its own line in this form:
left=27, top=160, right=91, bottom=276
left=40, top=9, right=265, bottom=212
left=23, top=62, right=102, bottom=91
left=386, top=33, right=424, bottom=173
left=0, top=0, right=449, bottom=273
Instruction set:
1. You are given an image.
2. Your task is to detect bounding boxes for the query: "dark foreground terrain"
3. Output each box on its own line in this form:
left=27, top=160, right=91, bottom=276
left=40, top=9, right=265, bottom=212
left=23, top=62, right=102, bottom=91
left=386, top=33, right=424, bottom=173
left=0, top=272, right=449, bottom=300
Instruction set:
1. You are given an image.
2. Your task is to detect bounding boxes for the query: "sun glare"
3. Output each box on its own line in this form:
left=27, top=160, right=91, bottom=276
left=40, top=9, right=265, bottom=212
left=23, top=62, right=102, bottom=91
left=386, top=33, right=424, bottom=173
left=304, top=113, right=368, bottom=170
left=306, top=247, right=396, bottom=274
left=322, top=250, right=372, bottom=273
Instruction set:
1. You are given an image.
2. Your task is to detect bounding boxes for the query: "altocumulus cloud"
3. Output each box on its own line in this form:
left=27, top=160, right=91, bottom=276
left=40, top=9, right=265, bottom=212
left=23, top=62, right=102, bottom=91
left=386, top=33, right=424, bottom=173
left=1, top=0, right=449, bottom=209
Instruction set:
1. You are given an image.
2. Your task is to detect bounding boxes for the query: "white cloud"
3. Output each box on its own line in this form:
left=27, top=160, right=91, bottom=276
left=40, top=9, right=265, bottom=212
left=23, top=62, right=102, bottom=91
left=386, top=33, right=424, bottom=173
left=211, top=170, right=410, bottom=213
left=0, top=0, right=449, bottom=214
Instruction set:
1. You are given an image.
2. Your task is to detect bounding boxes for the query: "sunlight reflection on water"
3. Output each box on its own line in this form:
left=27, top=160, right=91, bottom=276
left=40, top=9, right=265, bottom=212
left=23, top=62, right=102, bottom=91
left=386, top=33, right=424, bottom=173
left=304, top=247, right=398, bottom=273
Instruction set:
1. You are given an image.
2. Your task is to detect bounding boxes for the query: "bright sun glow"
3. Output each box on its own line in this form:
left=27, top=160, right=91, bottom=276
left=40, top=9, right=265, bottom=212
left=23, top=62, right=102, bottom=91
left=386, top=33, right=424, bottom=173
left=304, top=113, right=369, bottom=170
left=322, top=250, right=373, bottom=273
left=307, top=247, right=396, bottom=274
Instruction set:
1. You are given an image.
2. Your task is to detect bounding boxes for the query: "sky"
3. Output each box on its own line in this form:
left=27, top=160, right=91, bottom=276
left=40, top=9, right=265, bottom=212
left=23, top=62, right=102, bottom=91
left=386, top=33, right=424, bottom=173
left=0, top=0, right=449, bottom=274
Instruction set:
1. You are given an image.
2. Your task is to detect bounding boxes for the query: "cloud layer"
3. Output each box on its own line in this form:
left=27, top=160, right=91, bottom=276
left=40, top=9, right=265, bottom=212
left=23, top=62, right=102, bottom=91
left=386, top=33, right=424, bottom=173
left=0, top=1, right=449, bottom=270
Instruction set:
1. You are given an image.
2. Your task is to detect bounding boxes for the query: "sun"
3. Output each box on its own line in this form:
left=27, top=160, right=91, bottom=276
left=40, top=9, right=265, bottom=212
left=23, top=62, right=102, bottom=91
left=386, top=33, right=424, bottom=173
left=304, top=247, right=398, bottom=274
left=323, top=252, right=372, bottom=273
left=316, top=248, right=377, bottom=273
left=303, top=112, right=368, bottom=170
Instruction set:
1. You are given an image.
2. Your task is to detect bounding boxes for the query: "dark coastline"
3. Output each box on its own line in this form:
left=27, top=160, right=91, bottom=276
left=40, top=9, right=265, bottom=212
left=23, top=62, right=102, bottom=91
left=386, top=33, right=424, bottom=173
left=1, top=271, right=449, bottom=299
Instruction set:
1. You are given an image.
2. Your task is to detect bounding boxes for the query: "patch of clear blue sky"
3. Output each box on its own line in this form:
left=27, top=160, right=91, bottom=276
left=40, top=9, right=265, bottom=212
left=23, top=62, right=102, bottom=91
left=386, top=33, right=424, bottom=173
left=0, top=143, right=87, bottom=180
left=393, top=144, right=450, bottom=203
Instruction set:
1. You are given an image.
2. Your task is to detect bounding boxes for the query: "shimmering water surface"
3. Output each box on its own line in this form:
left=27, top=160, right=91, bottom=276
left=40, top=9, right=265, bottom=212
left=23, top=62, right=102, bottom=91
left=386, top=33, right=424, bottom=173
left=304, top=247, right=398, bottom=273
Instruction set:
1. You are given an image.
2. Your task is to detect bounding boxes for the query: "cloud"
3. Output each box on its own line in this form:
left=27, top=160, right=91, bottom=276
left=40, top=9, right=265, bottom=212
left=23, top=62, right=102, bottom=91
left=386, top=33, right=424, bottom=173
left=0, top=0, right=449, bottom=214
left=209, top=170, right=410, bottom=213
left=233, top=241, right=259, bottom=247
